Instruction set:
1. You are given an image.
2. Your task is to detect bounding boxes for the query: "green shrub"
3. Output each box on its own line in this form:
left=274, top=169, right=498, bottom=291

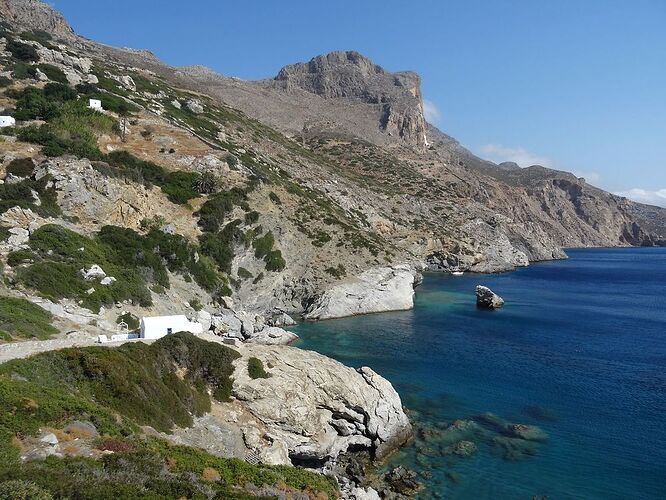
left=5, top=157, right=34, bottom=177
left=0, top=176, right=61, bottom=217
left=199, top=220, right=243, bottom=273
left=253, top=272, right=265, bottom=284
left=269, top=191, right=282, bottom=205
left=43, top=82, right=77, bottom=102
left=6, top=249, right=36, bottom=267
left=237, top=267, right=253, bottom=279
left=325, top=264, right=347, bottom=279
left=37, top=64, right=68, bottom=84
left=162, top=170, right=201, bottom=204
left=247, top=357, right=270, bottom=379
left=0, top=480, right=52, bottom=500
left=10, top=61, right=37, bottom=80
left=0, top=76, right=12, bottom=87
left=189, top=298, right=203, bottom=311
left=6, top=39, right=39, bottom=62
left=0, top=296, right=58, bottom=341
left=265, top=250, right=286, bottom=272
left=244, top=210, right=259, bottom=224
left=116, top=312, right=139, bottom=330
left=196, top=187, right=249, bottom=233
left=13, top=86, right=59, bottom=121
left=252, top=231, right=275, bottom=259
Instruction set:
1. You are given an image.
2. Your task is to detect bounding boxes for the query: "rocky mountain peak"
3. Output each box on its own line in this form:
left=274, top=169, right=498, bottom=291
left=274, top=50, right=428, bottom=148
left=0, top=0, right=75, bottom=40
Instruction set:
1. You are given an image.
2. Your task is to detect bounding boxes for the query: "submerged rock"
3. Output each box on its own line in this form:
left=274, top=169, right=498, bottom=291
left=383, top=466, right=423, bottom=496
left=443, top=440, right=478, bottom=457
left=475, top=285, right=504, bottom=309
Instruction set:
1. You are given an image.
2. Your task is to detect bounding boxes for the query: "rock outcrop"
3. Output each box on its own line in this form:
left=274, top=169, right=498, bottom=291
left=304, top=265, right=418, bottom=320
left=232, top=344, right=412, bottom=463
left=476, top=285, right=505, bottom=309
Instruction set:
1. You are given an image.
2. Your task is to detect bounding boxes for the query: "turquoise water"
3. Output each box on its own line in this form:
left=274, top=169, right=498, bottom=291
left=292, top=248, right=666, bottom=499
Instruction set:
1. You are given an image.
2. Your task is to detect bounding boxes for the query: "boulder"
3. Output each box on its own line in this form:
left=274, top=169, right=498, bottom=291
left=211, top=312, right=243, bottom=338
left=119, top=75, right=136, bottom=91
left=476, top=285, right=504, bottom=309
left=80, top=264, right=106, bottom=281
left=197, top=310, right=212, bottom=332
left=185, top=99, right=204, bottom=114
left=232, top=345, right=411, bottom=463
left=39, top=432, right=59, bottom=445
left=269, top=312, right=296, bottom=327
left=6, top=227, right=29, bottom=248
left=246, top=326, right=298, bottom=345
left=100, top=276, right=116, bottom=285
left=305, top=264, right=418, bottom=320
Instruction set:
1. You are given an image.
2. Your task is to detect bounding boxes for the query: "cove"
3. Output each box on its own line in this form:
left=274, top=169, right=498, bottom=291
left=292, top=248, right=666, bottom=499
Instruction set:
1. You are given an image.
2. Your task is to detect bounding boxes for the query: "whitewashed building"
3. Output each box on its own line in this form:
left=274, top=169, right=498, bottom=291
left=88, top=98, right=102, bottom=110
left=140, top=315, right=203, bottom=340
left=0, top=116, right=16, bottom=128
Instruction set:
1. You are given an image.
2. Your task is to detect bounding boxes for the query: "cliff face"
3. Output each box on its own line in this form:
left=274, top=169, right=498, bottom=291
left=273, top=51, right=428, bottom=147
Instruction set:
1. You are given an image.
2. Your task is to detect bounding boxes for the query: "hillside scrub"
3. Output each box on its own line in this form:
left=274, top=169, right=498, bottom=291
left=15, top=224, right=223, bottom=312
left=0, top=296, right=58, bottom=342
left=0, top=333, right=336, bottom=498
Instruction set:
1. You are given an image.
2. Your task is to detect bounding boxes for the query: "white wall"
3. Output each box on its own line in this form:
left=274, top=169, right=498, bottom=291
left=140, top=316, right=203, bottom=340
left=0, top=116, right=16, bottom=127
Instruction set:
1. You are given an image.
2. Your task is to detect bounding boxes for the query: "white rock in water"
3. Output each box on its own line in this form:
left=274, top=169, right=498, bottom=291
left=232, top=344, right=412, bottom=462
left=304, top=265, right=418, bottom=320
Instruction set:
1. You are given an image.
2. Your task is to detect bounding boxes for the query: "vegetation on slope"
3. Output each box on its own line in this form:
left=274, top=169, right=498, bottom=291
left=11, top=224, right=221, bottom=312
left=0, top=333, right=337, bottom=498
left=0, top=296, right=57, bottom=342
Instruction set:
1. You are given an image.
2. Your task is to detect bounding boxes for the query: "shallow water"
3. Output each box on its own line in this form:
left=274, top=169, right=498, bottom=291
left=292, top=248, right=666, bottom=499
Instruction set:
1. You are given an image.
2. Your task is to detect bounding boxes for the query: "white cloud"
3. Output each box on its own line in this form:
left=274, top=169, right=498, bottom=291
left=422, top=99, right=441, bottom=124
left=613, top=188, right=666, bottom=207
left=477, top=143, right=553, bottom=168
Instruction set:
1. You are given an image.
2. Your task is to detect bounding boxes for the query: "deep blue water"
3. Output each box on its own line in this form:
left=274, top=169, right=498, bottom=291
left=292, top=248, right=666, bottom=499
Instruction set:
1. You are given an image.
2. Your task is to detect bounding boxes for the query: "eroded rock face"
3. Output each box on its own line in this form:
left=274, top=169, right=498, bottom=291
left=475, top=285, right=504, bottom=309
left=273, top=50, right=427, bottom=148
left=232, top=344, right=412, bottom=463
left=304, top=265, right=418, bottom=320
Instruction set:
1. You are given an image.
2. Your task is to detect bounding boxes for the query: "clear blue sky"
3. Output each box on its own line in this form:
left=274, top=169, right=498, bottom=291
left=54, top=0, right=666, bottom=205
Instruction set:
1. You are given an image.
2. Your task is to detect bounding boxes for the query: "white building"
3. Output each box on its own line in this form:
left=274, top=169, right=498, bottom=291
left=0, top=116, right=16, bottom=128
left=88, top=99, right=102, bottom=110
left=140, top=315, right=203, bottom=340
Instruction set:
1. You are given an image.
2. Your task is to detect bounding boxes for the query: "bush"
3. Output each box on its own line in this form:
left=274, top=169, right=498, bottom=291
left=6, top=39, right=39, bottom=62
left=199, top=220, right=243, bottom=274
left=6, top=249, right=36, bottom=267
left=0, top=176, right=61, bottom=218
left=13, top=86, right=59, bottom=121
left=247, top=357, right=270, bottom=379
left=162, top=170, right=201, bottom=205
left=189, top=298, right=203, bottom=311
left=0, top=296, right=58, bottom=341
left=244, top=210, right=259, bottom=224
left=116, top=312, right=139, bottom=330
left=37, top=64, right=68, bottom=84
left=0, top=480, right=52, bottom=500
left=196, top=187, right=249, bottom=233
left=237, top=267, right=253, bottom=279
left=43, top=82, right=77, bottom=102
left=0, top=76, right=12, bottom=87
left=325, top=264, right=347, bottom=279
left=10, top=61, right=37, bottom=80
left=269, top=191, right=282, bottom=205
left=5, top=157, right=34, bottom=177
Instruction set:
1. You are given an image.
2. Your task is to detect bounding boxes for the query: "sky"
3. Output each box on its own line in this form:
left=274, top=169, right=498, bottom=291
left=52, top=0, right=666, bottom=206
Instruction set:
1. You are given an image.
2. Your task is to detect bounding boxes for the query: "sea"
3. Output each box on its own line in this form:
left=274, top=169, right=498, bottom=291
left=292, top=248, right=666, bottom=499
